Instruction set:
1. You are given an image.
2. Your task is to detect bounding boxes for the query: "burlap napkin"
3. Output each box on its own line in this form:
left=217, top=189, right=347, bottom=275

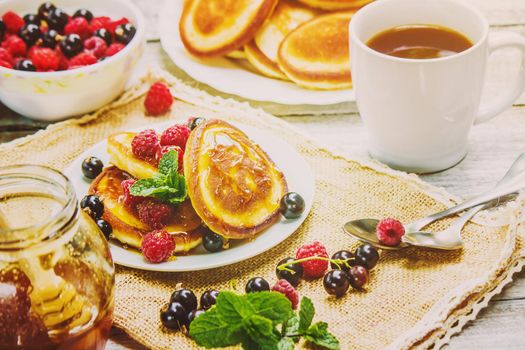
left=1, top=70, right=524, bottom=350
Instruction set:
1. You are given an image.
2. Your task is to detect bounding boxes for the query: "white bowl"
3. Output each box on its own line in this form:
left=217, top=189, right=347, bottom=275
left=0, top=0, right=146, bottom=121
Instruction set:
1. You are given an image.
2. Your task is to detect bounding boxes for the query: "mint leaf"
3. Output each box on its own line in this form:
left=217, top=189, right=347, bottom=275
left=304, top=322, right=340, bottom=350
left=282, top=315, right=299, bottom=340
left=168, top=174, right=187, bottom=205
left=298, top=297, right=315, bottom=333
left=277, top=337, right=295, bottom=350
left=158, top=150, right=178, bottom=176
left=242, top=315, right=279, bottom=350
left=189, top=308, right=241, bottom=347
left=129, top=178, right=164, bottom=196
left=216, top=291, right=255, bottom=324
left=247, top=292, right=293, bottom=325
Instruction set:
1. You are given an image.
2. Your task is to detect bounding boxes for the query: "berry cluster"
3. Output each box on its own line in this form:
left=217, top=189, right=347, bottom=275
left=275, top=241, right=380, bottom=298
left=160, top=288, right=219, bottom=331
left=0, top=2, right=136, bottom=71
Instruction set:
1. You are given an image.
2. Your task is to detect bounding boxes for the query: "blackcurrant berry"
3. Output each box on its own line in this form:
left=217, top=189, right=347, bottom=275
left=202, top=230, right=223, bottom=253
left=80, top=194, right=104, bottom=219
left=81, top=156, right=104, bottom=179
left=114, top=23, right=136, bottom=44
left=60, top=34, right=83, bottom=58
left=323, top=270, right=350, bottom=297
left=330, top=250, right=355, bottom=273
left=354, top=244, right=379, bottom=270
left=96, top=219, right=112, bottom=240
left=160, top=302, right=187, bottom=330
left=38, top=2, right=56, bottom=20
left=187, top=309, right=205, bottom=326
left=46, top=8, right=68, bottom=31
left=276, top=257, right=303, bottom=287
left=170, top=289, right=198, bottom=312
left=279, top=192, right=305, bottom=219
left=19, top=24, right=41, bottom=46
left=14, top=59, right=36, bottom=72
left=94, top=28, right=112, bottom=46
left=23, top=14, right=40, bottom=26
left=200, top=290, right=219, bottom=310
left=73, top=9, right=93, bottom=22
left=188, top=117, right=205, bottom=131
left=245, top=277, right=270, bottom=293
left=42, top=29, right=59, bottom=48
left=0, top=20, right=5, bottom=42
left=349, top=266, right=369, bottom=290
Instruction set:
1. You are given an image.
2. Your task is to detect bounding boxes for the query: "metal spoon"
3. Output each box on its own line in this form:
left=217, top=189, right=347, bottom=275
left=343, top=152, right=525, bottom=250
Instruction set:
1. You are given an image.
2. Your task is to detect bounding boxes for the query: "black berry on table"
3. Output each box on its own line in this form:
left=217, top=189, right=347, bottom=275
left=46, top=7, right=68, bottom=31
left=349, top=265, right=369, bottom=289
left=245, top=277, right=270, bottom=293
left=187, top=309, right=205, bottom=326
left=202, top=230, right=223, bottom=252
left=354, top=244, right=379, bottom=270
left=96, top=219, right=112, bottom=240
left=60, top=34, right=83, bottom=58
left=14, top=59, right=35, bottom=71
left=200, top=290, right=219, bottom=310
left=323, top=270, right=350, bottom=297
left=19, top=24, right=41, bottom=46
left=330, top=250, right=355, bottom=273
left=38, top=2, right=56, bottom=20
left=160, top=302, right=188, bottom=330
left=170, top=289, right=198, bottom=312
left=81, top=156, right=104, bottom=179
left=114, top=23, right=136, bottom=44
left=23, top=14, right=40, bottom=25
left=276, top=257, right=303, bottom=287
left=279, top=192, right=305, bottom=219
left=94, top=28, right=112, bottom=45
left=73, top=9, right=93, bottom=22
left=80, top=194, right=104, bottom=219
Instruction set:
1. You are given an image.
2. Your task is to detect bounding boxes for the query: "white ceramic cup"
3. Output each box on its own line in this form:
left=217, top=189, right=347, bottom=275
left=350, top=0, right=525, bottom=173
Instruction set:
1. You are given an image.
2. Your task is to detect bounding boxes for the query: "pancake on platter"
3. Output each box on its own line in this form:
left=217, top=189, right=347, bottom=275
left=244, top=0, right=319, bottom=80
left=184, top=119, right=287, bottom=240
left=107, top=132, right=157, bottom=180
left=278, top=11, right=354, bottom=90
left=226, top=49, right=247, bottom=60
left=179, top=0, right=279, bottom=58
left=297, top=0, right=374, bottom=10
left=89, top=166, right=204, bottom=252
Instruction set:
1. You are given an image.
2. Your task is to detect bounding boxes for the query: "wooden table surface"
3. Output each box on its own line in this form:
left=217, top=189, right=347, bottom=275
left=1, top=0, right=525, bottom=349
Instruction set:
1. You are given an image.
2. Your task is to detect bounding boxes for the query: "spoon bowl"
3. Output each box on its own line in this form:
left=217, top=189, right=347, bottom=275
left=342, top=219, right=411, bottom=250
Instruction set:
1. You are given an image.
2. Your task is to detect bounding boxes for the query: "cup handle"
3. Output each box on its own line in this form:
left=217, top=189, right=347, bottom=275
left=475, top=33, right=525, bottom=124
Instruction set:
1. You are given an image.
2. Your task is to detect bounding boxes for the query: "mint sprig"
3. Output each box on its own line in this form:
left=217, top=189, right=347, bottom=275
left=130, top=150, right=187, bottom=205
left=189, top=291, right=340, bottom=350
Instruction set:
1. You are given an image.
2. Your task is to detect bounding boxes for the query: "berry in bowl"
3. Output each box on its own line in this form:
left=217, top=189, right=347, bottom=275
left=0, top=0, right=145, bottom=121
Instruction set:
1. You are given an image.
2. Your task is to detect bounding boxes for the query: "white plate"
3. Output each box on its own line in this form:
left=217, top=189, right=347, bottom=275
left=158, top=0, right=354, bottom=105
left=64, top=121, right=315, bottom=272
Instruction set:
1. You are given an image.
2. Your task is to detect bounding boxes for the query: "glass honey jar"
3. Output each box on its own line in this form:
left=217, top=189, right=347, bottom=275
left=0, top=165, right=114, bottom=350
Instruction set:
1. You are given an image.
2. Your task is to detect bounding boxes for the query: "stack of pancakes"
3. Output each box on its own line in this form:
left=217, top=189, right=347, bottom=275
left=179, top=0, right=374, bottom=90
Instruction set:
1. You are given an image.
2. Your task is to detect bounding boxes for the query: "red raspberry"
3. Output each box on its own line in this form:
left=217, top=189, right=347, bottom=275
left=84, top=37, right=107, bottom=58
left=64, top=17, right=91, bottom=39
left=121, top=179, right=144, bottom=208
left=160, top=124, right=190, bottom=150
left=2, top=11, right=24, bottom=34
left=0, top=59, right=12, bottom=68
left=376, top=218, right=405, bottom=246
left=2, top=36, right=26, bottom=57
left=56, top=48, right=69, bottom=70
left=69, top=52, right=97, bottom=68
left=156, top=145, right=184, bottom=173
left=89, top=16, right=111, bottom=32
left=30, top=47, right=59, bottom=71
left=106, top=17, right=129, bottom=34
left=131, top=129, right=159, bottom=161
left=104, top=43, right=125, bottom=57
left=272, top=279, right=299, bottom=309
left=295, top=241, right=329, bottom=279
left=144, top=82, right=174, bottom=116
left=141, top=230, right=175, bottom=263
left=0, top=48, right=14, bottom=66
left=137, top=199, right=173, bottom=230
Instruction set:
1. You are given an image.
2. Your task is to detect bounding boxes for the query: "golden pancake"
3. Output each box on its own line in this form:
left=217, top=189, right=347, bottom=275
left=179, top=0, right=278, bottom=58
left=184, top=119, right=287, bottom=239
left=297, top=0, right=373, bottom=10
left=89, top=166, right=203, bottom=252
left=244, top=0, right=319, bottom=80
left=226, top=48, right=247, bottom=60
left=278, top=11, right=354, bottom=90
left=107, top=132, right=158, bottom=180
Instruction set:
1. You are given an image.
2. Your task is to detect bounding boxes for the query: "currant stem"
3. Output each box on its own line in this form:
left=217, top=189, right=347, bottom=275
left=276, top=256, right=354, bottom=274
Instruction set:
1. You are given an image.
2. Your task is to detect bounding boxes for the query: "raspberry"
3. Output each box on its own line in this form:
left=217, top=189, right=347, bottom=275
left=0, top=59, right=12, bottom=68
left=89, top=16, right=111, bottom=32
left=295, top=241, right=329, bottom=279
left=156, top=145, right=184, bottom=172
left=106, top=17, right=129, bottom=34
left=104, top=43, right=125, bottom=57
left=69, top=52, right=97, bottom=68
left=376, top=218, right=405, bottom=246
left=0, top=48, right=13, bottom=66
left=144, top=82, right=174, bottom=116
left=137, top=199, right=173, bottom=230
left=64, top=17, right=91, bottom=39
left=84, top=37, right=107, bottom=58
left=141, top=230, right=175, bottom=263
left=160, top=124, right=190, bottom=150
left=2, top=36, right=26, bottom=57
left=272, top=279, right=299, bottom=309
left=29, top=47, right=59, bottom=71
left=131, top=129, right=159, bottom=161
left=2, top=11, right=24, bottom=34
left=121, top=179, right=144, bottom=208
